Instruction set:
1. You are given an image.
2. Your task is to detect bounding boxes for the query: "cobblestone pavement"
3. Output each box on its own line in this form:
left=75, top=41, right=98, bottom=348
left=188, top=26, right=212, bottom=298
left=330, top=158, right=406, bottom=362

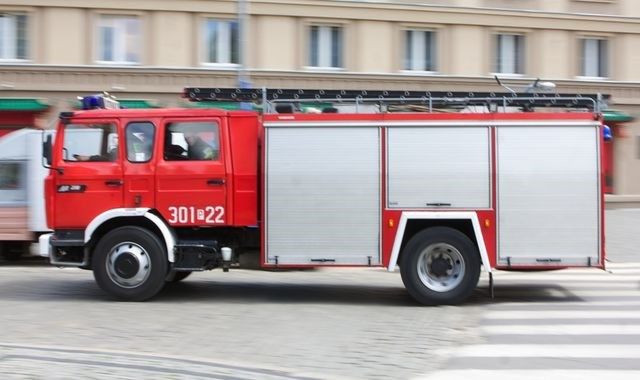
left=0, top=266, right=487, bottom=379
left=0, top=208, right=637, bottom=379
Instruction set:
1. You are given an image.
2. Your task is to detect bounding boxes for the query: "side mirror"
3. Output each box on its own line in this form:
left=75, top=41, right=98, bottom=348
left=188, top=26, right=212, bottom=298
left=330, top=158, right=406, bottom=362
left=43, top=133, right=53, bottom=167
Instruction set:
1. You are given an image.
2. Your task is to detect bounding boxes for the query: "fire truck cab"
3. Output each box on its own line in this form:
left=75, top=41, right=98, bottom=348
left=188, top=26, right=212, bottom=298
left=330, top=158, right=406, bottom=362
left=41, top=89, right=605, bottom=305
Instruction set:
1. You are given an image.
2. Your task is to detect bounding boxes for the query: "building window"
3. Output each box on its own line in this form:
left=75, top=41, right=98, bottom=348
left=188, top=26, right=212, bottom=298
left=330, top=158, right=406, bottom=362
left=309, top=25, right=343, bottom=69
left=97, top=15, right=141, bottom=64
left=404, top=30, right=436, bottom=72
left=0, top=13, right=28, bottom=61
left=203, top=19, right=239, bottom=65
left=580, top=38, right=608, bottom=78
left=495, top=34, right=525, bottom=74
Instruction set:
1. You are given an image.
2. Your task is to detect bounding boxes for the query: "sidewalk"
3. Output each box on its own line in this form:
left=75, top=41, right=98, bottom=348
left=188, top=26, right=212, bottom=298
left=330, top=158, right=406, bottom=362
left=605, top=208, right=640, bottom=263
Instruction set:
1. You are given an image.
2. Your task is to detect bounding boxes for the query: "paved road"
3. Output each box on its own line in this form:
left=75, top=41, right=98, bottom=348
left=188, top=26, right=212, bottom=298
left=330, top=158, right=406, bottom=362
left=0, top=208, right=638, bottom=379
left=605, top=208, right=640, bottom=263
left=0, top=266, right=486, bottom=379
left=421, top=262, right=640, bottom=379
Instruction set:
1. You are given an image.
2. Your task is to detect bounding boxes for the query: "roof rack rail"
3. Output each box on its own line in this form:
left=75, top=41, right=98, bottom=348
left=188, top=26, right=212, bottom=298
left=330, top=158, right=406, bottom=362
left=183, top=87, right=609, bottom=113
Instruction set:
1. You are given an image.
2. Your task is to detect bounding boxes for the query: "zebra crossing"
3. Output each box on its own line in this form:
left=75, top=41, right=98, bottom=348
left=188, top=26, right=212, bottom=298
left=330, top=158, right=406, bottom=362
left=420, top=262, right=640, bottom=380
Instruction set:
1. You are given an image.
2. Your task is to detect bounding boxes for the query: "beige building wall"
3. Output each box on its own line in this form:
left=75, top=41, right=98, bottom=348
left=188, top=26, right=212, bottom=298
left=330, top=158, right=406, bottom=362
left=253, top=16, right=298, bottom=71
left=447, top=25, right=487, bottom=76
left=354, top=21, right=394, bottom=73
left=531, top=30, right=571, bottom=79
left=614, top=34, right=640, bottom=82
left=150, top=11, right=192, bottom=67
left=621, top=0, right=640, bottom=17
left=613, top=118, right=640, bottom=194
left=40, top=8, right=85, bottom=65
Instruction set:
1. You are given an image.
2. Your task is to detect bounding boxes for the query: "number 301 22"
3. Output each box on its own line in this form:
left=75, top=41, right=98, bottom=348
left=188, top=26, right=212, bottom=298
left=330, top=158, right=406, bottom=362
left=167, top=206, right=224, bottom=224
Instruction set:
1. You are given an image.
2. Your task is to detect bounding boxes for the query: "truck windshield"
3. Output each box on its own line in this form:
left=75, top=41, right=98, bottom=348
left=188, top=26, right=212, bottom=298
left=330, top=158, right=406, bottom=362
left=63, top=123, right=118, bottom=162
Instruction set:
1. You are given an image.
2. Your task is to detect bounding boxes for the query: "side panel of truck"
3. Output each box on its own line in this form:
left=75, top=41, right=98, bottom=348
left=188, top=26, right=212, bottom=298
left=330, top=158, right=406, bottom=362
left=264, top=124, right=381, bottom=265
left=496, top=123, right=601, bottom=267
left=386, top=126, right=491, bottom=209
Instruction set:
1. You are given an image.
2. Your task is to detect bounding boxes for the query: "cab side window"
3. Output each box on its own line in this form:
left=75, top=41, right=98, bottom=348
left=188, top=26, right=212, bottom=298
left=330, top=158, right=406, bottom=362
left=126, top=122, right=155, bottom=163
left=164, top=122, right=219, bottom=161
left=63, top=123, right=117, bottom=162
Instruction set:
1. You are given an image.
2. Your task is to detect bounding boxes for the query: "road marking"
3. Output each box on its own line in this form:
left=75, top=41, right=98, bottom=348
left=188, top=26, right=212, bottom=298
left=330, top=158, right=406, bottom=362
left=484, top=310, right=640, bottom=319
left=482, top=324, right=640, bottom=335
left=485, top=301, right=640, bottom=307
left=454, top=344, right=640, bottom=358
left=419, top=370, right=640, bottom=380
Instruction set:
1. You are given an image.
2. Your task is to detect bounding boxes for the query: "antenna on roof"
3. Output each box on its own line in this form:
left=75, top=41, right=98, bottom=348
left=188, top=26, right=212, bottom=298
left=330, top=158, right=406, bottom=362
left=495, top=75, right=557, bottom=94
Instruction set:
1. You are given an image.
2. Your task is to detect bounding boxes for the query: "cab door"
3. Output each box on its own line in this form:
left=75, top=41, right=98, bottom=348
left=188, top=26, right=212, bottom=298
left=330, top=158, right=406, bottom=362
left=53, top=120, right=123, bottom=228
left=122, top=119, right=157, bottom=208
left=155, top=118, right=228, bottom=227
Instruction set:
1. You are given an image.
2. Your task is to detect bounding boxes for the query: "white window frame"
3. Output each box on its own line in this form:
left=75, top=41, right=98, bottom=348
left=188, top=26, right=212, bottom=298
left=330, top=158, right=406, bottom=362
left=578, top=37, right=608, bottom=80
left=402, top=29, right=437, bottom=73
left=494, top=33, right=525, bottom=76
left=96, top=15, right=141, bottom=65
left=306, top=25, right=344, bottom=71
left=201, top=18, right=239, bottom=67
left=0, top=12, right=28, bottom=62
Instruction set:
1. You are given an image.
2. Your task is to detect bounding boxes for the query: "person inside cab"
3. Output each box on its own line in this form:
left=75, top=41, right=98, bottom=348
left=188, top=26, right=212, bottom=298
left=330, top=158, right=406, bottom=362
left=185, top=131, right=217, bottom=160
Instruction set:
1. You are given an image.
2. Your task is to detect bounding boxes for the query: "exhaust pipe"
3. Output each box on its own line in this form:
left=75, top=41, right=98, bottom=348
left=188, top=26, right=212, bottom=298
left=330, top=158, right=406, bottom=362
left=221, top=247, right=232, bottom=272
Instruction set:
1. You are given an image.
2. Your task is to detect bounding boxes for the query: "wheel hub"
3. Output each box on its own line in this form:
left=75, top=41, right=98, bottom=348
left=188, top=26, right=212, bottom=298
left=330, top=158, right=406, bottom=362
left=417, top=243, right=465, bottom=293
left=429, top=255, right=452, bottom=277
left=106, top=242, right=151, bottom=289
left=114, top=253, right=140, bottom=279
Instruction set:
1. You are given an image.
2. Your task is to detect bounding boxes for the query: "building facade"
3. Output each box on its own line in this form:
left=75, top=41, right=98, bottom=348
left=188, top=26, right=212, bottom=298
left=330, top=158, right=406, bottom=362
left=1, top=0, right=639, bottom=197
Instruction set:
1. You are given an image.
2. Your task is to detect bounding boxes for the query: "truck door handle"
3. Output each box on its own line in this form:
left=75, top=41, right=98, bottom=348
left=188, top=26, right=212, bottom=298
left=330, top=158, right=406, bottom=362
left=105, top=180, right=123, bottom=187
left=426, top=202, right=451, bottom=207
left=207, top=178, right=225, bottom=186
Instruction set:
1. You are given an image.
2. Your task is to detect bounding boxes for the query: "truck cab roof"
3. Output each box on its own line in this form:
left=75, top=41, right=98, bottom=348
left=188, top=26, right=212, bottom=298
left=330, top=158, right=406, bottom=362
left=61, top=108, right=256, bottom=120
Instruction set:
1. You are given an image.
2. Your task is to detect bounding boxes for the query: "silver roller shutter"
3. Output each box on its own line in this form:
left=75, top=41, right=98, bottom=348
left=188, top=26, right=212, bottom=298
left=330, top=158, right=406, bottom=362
left=265, top=126, right=380, bottom=265
left=497, top=125, right=600, bottom=266
left=387, top=127, right=491, bottom=209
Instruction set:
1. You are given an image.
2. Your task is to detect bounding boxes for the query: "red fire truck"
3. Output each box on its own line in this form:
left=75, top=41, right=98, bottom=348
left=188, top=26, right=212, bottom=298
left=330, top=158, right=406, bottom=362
left=40, top=88, right=606, bottom=305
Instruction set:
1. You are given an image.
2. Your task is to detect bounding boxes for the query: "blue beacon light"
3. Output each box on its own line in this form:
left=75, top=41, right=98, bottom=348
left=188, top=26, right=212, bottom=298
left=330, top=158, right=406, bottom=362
left=603, top=125, right=612, bottom=142
left=79, top=93, right=120, bottom=110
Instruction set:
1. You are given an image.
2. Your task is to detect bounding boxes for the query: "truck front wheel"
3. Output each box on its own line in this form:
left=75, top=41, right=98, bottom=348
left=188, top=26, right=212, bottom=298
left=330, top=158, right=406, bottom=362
left=93, top=226, right=167, bottom=301
left=400, top=227, right=480, bottom=305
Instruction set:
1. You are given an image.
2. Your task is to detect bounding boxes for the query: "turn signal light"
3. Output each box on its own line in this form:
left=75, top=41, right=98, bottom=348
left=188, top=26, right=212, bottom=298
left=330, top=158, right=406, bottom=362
left=388, top=219, right=395, bottom=228
left=485, top=219, right=491, bottom=228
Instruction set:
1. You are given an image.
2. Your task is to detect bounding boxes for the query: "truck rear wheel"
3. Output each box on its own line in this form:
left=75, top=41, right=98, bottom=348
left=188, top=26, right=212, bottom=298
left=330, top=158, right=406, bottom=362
left=92, top=226, right=167, bottom=301
left=400, top=227, right=480, bottom=305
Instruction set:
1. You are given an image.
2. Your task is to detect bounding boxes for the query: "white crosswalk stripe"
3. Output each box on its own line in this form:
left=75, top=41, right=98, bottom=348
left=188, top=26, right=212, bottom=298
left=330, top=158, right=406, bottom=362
left=418, top=262, right=640, bottom=379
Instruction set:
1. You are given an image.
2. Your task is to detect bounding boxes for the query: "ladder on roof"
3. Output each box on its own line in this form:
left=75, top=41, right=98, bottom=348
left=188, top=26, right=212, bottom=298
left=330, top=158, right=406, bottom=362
left=183, top=87, right=609, bottom=113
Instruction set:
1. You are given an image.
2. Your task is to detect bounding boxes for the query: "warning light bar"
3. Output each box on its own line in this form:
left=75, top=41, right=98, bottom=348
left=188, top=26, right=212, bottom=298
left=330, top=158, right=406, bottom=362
left=78, top=92, right=120, bottom=110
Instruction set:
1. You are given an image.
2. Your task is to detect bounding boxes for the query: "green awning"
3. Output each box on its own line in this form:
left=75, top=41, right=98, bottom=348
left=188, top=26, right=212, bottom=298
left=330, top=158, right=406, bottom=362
left=0, top=98, right=49, bottom=111
left=300, top=103, right=333, bottom=112
left=603, top=109, right=634, bottom=123
left=119, top=99, right=160, bottom=109
left=183, top=101, right=260, bottom=111
left=182, top=101, right=334, bottom=112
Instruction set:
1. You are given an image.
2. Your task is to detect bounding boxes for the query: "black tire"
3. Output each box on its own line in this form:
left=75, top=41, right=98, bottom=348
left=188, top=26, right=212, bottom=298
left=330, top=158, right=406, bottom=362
left=92, top=226, right=167, bottom=301
left=400, top=227, right=480, bottom=306
left=166, top=271, right=192, bottom=283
